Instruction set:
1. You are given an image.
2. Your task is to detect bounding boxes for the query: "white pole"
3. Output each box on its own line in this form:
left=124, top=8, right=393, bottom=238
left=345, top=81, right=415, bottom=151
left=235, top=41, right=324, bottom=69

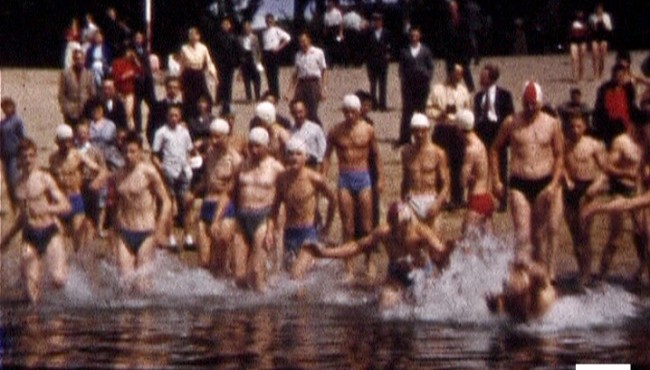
left=145, top=0, right=152, bottom=52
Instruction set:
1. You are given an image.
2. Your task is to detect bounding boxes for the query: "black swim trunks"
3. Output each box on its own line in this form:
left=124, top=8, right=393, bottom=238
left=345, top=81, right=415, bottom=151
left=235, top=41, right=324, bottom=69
left=509, top=175, right=553, bottom=204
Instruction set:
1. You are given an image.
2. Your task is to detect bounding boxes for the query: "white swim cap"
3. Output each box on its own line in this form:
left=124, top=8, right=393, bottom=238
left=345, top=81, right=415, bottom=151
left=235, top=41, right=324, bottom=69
left=56, top=124, right=74, bottom=140
left=342, top=94, right=361, bottom=111
left=209, top=118, right=230, bottom=135
left=456, top=109, right=475, bottom=131
left=286, top=136, right=307, bottom=154
left=522, top=81, right=543, bottom=105
left=249, top=127, right=270, bottom=146
left=255, top=101, right=276, bottom=124
left=410, top=113, right=430, bottom=129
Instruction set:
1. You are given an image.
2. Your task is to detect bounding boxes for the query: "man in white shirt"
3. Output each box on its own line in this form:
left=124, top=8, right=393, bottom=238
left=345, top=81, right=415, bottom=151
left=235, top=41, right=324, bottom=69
left=262, top=14, right=291, bottom=99
left=286, top=32, right=327, bottom=125
left=152, top=105, right=194, bottom=251
left=289, top=99, right=326, bottom=167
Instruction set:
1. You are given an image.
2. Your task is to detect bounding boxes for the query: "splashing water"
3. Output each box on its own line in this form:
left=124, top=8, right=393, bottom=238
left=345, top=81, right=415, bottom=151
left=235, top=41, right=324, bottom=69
left=37, top=234, right=641, bottom=330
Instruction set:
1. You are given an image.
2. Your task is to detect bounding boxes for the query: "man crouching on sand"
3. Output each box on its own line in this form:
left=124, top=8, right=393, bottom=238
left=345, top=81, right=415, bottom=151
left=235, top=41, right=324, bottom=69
left=312, top=201, right=455, bottom=308
left=486, top=258, right=557, bottom=322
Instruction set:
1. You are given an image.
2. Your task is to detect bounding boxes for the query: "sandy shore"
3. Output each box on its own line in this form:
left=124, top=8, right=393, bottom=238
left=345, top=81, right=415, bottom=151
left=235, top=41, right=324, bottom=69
left=1, top=51, right=648, bottom=296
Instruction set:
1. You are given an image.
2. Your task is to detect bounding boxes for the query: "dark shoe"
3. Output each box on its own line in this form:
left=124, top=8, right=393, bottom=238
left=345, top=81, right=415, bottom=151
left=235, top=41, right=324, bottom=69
left=184, top=241, right=196, bottom=251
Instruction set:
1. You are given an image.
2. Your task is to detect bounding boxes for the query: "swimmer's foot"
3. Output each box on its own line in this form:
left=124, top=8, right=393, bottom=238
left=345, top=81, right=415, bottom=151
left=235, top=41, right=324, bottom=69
left=434, top=240, right=457, bottom=270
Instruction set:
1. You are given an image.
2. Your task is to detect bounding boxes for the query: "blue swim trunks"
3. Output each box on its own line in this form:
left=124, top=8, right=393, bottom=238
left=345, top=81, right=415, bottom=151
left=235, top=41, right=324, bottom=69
left=338, top=170, right=372, bottom=195
left=61, top=193, right=85, bottom=223
left=284, top=225, right=319, bottom=255
left=200, top=200, right=236, bottom=224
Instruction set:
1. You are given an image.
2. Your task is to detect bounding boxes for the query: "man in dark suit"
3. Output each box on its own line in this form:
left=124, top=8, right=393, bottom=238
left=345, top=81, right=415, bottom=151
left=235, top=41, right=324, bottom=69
left=444, top=0, right=475, bottom=92
left=83, top=78, right=127, bottom=130
left=146, top=76, right=183, bottom=145
left=365, top=13, right=391, bottom=111
left=213, top=17, right=241, bottom=115
left=133, top=31, right=156, bottom=134
left=473, top=64, right=514, bottom=211
left=398, top=27, right=434, bottom=146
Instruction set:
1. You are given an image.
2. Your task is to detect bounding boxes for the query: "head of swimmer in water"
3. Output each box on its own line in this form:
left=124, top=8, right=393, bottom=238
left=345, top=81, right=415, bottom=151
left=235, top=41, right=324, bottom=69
left=122, top=131, right=144, bottom=169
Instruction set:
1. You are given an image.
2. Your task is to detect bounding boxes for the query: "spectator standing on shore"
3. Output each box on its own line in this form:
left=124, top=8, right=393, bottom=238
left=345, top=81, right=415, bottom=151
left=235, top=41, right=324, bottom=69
left=0, top=98, right=27, bottom=212
left=323, top=0, right=344, bottom=68
left=133, top=31, right=157, bottom=134
left=63, top=18, right=82, bottom=69
left=589, top=3, right=613, bottom=79
left=180, top=27, right=217, bottom=121
left=443, top=0, right=474, bottom=92
left=58, top=49, right=96, bottom=127
left=111, top=46, right=142, bottom=130
left=397, top=27, right=434, bottom=146
left=213, top=18, right=241, bottom=115
left=365, top=13, right=391, bottom=111
left=286, top=33, right=327, bottom=125
left=262, top=14, right=291, bottom=99
left=568, top=11, right=590, bottom=82
left=238, top=20, right=263, bottom=102
left=147, top=76, right=183, bottom=148
left=84, top=79, right=127, bottom=131
left=85, top=31, right=112, bottom=88
left=342, top=5, right=364, bottom=67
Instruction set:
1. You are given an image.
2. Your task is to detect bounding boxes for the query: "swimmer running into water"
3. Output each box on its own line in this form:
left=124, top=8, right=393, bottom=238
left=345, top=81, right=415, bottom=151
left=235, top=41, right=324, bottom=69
left=313, top=201, right=455, bottom=308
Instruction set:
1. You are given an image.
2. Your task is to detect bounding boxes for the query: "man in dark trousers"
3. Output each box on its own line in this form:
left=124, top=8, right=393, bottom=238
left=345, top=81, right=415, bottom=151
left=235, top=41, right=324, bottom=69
left=133, top=31, right=156, bottom=134
left=397, top=27, right=434, bottom=146
left=473, top=64, right=513, bottom=212
left=213, top=17, right=241, bottom=115
left=365, top=13, right=391, bottom=111
left=146, top=76, right=183, bottom=146
left=444, top=0, right=474, bottom=92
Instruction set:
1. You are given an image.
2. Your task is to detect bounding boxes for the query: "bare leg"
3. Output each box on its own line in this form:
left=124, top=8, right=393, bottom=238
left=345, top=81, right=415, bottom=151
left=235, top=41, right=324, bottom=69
left=570, top=44, right=580, bottom=81
left=197, top=222, right=211, bottom=269
left=599, top=211, right=623, bottom=279
left=21, top=245, right=43, bottom=303
left=291, top=247, right=317, bottom=280
left=45, top=234, right=69, bottom=290
left=215, top=218, right=237, bottom=275
left=115, top=236, right=137, bottom=289
left=134, top=237, right=158, bottom=292
left=338, top=188, right=357, bottom=278
left=543, top=188, right=563, bottom=280
left=379, top=283, right=402, bottom=309
left=357, top=188, right=376, bottom=280
left=591, top=41, right=600, bottom=79
left=248, top=221, right=270, bottom=291
left=509, top=190, right=533, bottom=261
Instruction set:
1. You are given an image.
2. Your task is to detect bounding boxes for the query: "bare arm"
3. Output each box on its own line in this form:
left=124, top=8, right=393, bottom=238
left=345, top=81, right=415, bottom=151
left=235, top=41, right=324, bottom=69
left=550, top=118, right=565, bottom=188
left=312, top=172, right=337, bottom=232
left=321, top=132, right=335, bottom=178
left=45, top=174, right=72, bottom=215
left=400, top=148, right=410, bottom=199
left=369, top=127, right=384, bottom=192
left=435, top=149, right=451, bottom=209
left=318, top=229, right=382, bottom=259
left=489, top=115, right=513, bottom=195
left=0, top=211, right=25, bottom=251
left=147, top=166, right=172, bottom=234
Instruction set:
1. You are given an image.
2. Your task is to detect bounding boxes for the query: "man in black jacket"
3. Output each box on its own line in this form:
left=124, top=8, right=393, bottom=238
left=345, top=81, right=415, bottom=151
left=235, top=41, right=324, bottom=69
left=213, top=17, right=241, bottom=115
left=365, top=13, right=391, bottom=111
left=473, top=64, right=514, bottom=211
left=146, top=76, right=183, bottom=146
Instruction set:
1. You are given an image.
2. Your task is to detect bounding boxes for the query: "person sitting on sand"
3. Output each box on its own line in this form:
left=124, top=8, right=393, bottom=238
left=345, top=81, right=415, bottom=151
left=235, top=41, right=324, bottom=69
left=322, top=94, right=384, bottom=280
left=269, top=137, right=336, bottom=279
left=313, top=201, right=455, bottom=308
left=1, top=138, right=72, bottom=303
left=458, top=109, right=495, bottom=235
left=486, top=258, right=557, bottom=322
left=400, top=113, right=449, bottom=231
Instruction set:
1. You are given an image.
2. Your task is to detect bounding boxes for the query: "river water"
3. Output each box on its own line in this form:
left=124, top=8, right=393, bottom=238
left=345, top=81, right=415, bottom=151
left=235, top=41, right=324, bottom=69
left=2, top=234, right=649, bottom=368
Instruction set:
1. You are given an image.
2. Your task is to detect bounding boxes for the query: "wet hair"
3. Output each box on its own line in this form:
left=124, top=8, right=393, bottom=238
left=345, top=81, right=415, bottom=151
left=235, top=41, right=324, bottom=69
left=18, top=137, right=37, bottom=154
left=123, top=130, right=143, bottom=149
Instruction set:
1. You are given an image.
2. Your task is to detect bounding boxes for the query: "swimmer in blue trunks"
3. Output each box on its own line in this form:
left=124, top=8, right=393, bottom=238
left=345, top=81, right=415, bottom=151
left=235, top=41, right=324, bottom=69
left=322, top=95, right=384, bottom=280
left=1, top=138, right=72, bottom=303
left=315, top=201, right=455, bottom=308
left=194, top=118, right=243, bottom=272
left=106, top=132, right=172, bottom=292
left=232, top=127, right=285, bottom=290
left=271, top=137, right=336, bottom=279
left=49, top=124, right=107, bottom=252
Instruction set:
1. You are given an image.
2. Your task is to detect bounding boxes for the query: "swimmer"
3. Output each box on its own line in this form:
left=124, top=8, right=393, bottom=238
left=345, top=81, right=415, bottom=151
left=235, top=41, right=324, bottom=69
left=232, top=127, right=285, bottom=290
left=486, top=259, right=557, bottom=322
left=490, top=81, right=564, bottom=280
left=1, top=138, right=72, bottom=303
left=110, top=131, right=172, bottom=291
left=458, top=109, right=495, bottom=235
left=195, top=118, right=242, bottom=273
left=562, top=114, right=608, bottom=285
left=48, top=124, right=106, bottom=252
left=254, top=101, right=291, bottom=160
left=270, top=137, right=336, bottom=279
left=314, top=201, right=455, bottom=308
left=401, top=113, right=450, bottom=230
left=322, top=94, right=384, bottom=280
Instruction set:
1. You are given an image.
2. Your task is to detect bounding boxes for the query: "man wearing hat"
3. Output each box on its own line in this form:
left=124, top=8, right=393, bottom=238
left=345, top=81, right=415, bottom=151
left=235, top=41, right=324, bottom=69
left=195, top=118, right=242, bottom=273
left=457, top=109, right=495, bottom=234
left=232, top=127, right=285, bottom=290
left=270, top=137, right=337, bottom=279
left=323, top=94, right=384, bottom=280
left=401, top=113, right=450, bottom=232
left=490, top=81, right=564, bottom=280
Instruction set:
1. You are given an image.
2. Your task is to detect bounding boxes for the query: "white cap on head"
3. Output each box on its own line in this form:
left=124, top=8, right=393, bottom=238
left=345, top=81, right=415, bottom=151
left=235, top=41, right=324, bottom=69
left=342, top=94, right=361, bottom=111
left=255, top=101, right=276, bottom=124
left=522, top=80, right=543, bottom=105
left=56, top=124, right=74, bottom=140
left=286, top=136, right=307, bottom=154
left=410, top=113, right=430, bottom=129
left=249, top=127, right=270, bottom=146
left=209, top=118, right=230, bottom=135
left=455, top=109, right=475, bottom=131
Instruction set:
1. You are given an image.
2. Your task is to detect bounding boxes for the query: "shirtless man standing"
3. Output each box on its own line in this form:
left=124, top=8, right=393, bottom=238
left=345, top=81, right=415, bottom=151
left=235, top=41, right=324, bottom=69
left=400, top=113, right=450, bottom=230
left=322, top=94, right=384, bottom=279
left=270, top=137, right=336, bottom=279
left=491, top=82, right=564, bottom=280
left=314, top=201, right=455, bottom=308
left=486, top=259, right=557, bottom=322
left=457, top=109, right=495, bottom=234
left=1, top=138, right=71, bottom=303
left=48, top=124, right=106, bottom=252
left=111, top=132, right=171, bottom=291
left=562, top=114, right=608, bottom=285
left=195, top=118, right=242, bottom=273
left=254, top=101, right=291, bottom=160
left=233, top=127, right=285, bottom=290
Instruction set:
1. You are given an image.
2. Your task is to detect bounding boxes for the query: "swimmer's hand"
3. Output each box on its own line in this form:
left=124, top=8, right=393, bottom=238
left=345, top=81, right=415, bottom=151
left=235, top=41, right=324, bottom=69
left=492, top=180, right=505, bottom=201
